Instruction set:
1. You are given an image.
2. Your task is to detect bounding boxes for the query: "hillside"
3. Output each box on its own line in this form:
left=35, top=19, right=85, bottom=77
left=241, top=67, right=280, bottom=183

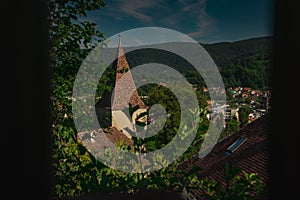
left=202, top=36, right=273, bottom=89
left=124, top=36, right=273, bottom=90
left=201, top=36, right=273, bottom=67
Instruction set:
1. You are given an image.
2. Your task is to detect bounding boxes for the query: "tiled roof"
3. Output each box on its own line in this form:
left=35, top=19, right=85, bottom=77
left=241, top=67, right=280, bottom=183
left=112, top=36, right=147, bottom=110
left=77, top=127, right=133, bottom=157
left=179, top=113, right=271, bottom=199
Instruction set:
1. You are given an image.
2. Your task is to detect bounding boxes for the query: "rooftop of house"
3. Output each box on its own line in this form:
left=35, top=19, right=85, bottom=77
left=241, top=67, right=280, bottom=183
left=179, top=112, right=271, bottom=199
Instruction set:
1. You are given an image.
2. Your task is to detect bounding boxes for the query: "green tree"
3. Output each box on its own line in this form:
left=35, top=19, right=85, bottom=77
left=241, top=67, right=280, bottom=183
left=49, top=0, right=106, bottom=198
left=227, top=119, right=239, bottom=133
left=220, top=119, right=239, bottom=140
left=244, top=97, right=251, bottom=104
left=201, top=163, right=265, bottom=199
left=238, top=105, right=253, bottom=128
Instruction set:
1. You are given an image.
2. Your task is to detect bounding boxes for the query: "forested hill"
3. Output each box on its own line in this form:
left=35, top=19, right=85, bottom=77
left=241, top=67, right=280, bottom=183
left=124, top=36, right=273, bottom=90
left=201, top=36, right=273, bottom=89
left=201, top=36, right=272, bottom=67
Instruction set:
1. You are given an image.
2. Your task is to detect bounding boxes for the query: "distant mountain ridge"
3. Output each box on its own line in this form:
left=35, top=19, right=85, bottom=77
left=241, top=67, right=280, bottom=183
left=79, top=36, right=273, bottom=90
left=124, top=36, right=273, bottom=89
left=201, top=36, right=273, bottom=89
left=201, top=36, right=273, bottom=68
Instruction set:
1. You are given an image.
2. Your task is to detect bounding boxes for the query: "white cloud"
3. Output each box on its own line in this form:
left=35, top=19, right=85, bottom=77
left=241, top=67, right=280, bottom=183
left=101, top=0, right=216, bottom=39
left=161, top=0, right=216, bottom=38
left=106, top=0, right=165, bottom=23
left=186, top=0, right=216, bottom=38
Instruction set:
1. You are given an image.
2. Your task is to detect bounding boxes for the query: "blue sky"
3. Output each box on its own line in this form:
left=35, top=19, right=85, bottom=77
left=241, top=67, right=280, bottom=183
left=84, top=0, right=275, bottom=44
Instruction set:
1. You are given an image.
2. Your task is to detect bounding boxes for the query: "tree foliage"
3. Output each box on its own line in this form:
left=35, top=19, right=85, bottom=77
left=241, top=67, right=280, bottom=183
left=49, top=0, right=106, bottom=198
left=202, top=37, right=272, bottom=89
left=238, top=105, right=253, bottom=128
left=201, top=163, right=266, bottom=199
left=49, top=1, right=269, bottom=198
left=49, top=1, right=207, bottom=198
left=125, top=37, right=272, bottom=90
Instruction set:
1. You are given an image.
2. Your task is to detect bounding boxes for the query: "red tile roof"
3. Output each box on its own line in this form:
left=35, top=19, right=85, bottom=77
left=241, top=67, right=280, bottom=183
left=179, top=113, right=271, bottom=199
left=243, top=87, right=252, bottom=91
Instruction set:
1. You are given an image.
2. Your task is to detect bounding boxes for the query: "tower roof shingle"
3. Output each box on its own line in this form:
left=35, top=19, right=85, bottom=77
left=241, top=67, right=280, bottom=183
left=112, top=34, right=147, bottom=110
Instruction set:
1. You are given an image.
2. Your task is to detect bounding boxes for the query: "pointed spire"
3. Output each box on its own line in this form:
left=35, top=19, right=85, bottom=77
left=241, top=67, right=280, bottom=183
left=112, top=35, right=147, bottom=110
left=118, top=33, right=122, bottom=47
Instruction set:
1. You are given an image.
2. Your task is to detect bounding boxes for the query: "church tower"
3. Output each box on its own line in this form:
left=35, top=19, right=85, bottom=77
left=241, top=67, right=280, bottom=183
left=110, top=34, right=148, bottom=138
left=95, top=34, right=148, bottom=138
